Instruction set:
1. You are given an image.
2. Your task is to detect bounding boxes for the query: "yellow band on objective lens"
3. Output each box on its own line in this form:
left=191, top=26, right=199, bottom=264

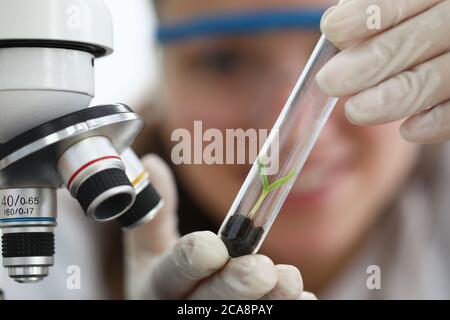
left=132, top=171, right=149, bottom=187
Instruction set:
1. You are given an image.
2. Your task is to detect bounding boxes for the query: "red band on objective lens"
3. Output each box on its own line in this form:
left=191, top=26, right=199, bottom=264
left=67, top=156, right=122, bottom=189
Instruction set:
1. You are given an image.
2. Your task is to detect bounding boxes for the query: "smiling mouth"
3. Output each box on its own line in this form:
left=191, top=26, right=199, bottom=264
left=285, top=161, right=352, bottom=207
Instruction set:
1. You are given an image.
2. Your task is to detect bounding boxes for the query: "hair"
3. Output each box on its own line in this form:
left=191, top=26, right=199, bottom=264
left=150, top=0, right=161, bottom=17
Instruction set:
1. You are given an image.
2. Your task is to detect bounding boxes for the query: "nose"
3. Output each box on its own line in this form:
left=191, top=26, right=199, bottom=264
left=308, top=98, right=351, bottom=162
left=246, top=64, right=302, bottom=128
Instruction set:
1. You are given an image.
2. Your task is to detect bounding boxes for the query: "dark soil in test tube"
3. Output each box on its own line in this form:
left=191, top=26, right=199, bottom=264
left=220, top=214, right=265, bottom=257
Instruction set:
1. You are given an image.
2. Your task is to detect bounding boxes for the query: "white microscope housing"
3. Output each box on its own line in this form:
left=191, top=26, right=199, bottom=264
left=0, top=0, right=162, bottom=285
left=0, top=0, right=113, bottom=142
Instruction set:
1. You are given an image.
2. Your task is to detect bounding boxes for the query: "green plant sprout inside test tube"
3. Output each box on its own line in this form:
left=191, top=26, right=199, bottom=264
left=250, top=160, right=296, bottom=220
left=219, top=35, right=340, bottom=257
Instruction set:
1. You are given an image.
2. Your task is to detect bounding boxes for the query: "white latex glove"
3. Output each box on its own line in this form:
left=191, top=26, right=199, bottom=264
left=124, top=154, right=316, bottom=300
left=317, top=0, right=450, bottom=144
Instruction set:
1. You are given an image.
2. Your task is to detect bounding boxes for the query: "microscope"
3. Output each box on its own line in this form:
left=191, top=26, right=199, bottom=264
left=0, top=0, right=163, bottom=286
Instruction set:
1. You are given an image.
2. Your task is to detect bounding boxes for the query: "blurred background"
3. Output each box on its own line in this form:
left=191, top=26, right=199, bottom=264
left=91, top=0, right=157, bottom=110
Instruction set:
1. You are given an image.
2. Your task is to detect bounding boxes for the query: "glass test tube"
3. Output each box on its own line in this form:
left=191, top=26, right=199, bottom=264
left=219, top=35, right=339, bottom=257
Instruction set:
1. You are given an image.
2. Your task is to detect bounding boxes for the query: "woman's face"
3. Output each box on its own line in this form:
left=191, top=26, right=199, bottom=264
left=157, top=0, right=420, bottom=282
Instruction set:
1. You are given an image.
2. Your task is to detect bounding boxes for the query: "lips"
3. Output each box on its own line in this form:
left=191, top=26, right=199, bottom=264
left=285, top=155, right=353, bottom=208
left=295, top=166, right=333, bottom=192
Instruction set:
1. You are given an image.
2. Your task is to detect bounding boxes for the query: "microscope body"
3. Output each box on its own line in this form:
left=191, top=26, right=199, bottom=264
left=0, top=0, right=162, bottom=285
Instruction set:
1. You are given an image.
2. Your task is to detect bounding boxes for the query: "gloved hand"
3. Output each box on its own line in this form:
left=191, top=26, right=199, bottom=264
left=124, top=154, right=316, bottom=300
left=317, top=0, right=450, bottom=144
